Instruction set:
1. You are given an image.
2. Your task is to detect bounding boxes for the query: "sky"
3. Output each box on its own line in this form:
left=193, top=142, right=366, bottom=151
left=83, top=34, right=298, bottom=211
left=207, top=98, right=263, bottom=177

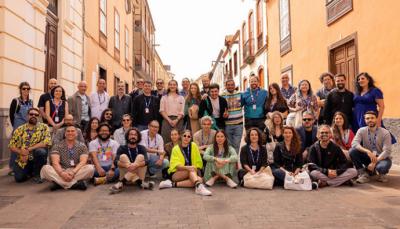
left=148, top=0, right=249, bottom=82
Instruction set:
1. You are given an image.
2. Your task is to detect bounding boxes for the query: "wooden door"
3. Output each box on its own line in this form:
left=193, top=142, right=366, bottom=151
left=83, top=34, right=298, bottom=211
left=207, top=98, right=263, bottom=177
left=44, top=12, right=58, bottom=92
left=330, top=40, right=357, bottom=91
left=259, top=68, right=264, bottom=89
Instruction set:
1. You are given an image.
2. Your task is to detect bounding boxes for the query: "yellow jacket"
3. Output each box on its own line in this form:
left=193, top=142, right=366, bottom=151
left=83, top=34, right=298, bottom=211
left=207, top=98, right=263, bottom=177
left=168, top=142, right=203, bottom=174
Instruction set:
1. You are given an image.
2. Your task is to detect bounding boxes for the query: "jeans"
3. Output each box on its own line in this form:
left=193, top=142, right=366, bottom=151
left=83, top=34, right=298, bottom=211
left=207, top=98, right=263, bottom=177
left=147, top=154, right=169, bottom=175
left=272, top=168, right=286, bottom=186
left=349, top=148, right=392, bottom=175
left=13, top=148, right=48, bottom=182
left=225, top=124, right=243, bottom=153
left=93, top=165, right=120, bottom=182
left=8, top=152, right=17, bottom=169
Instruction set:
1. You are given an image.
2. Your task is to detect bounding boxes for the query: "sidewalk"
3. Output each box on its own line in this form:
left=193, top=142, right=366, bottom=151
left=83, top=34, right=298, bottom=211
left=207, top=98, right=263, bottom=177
left=0, top=166, right=399, bottom=229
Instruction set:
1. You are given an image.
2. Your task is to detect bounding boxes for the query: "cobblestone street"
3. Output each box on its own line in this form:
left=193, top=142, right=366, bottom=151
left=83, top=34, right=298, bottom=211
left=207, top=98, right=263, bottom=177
left=0, top=166, right=399, bottom=229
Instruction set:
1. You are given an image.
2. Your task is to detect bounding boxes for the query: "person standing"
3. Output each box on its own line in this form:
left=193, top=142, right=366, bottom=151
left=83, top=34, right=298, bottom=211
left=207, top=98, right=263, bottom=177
left=132, top=81, right=160, bottom=131
left=323, top=74, right=354, bottom=125
left=40, top=125, right=95, bottom=191
left=221, top=79, right=243, bottom=153
left=241, top=75, right=268, bottom=131
left=38, top=78, right=57, bottom=124
left=200, top=76, right=211, bottom=96
left=45, top=85, right=69, bottom=132
left=280, top=74, right=296, bottom=101
left=185, top=83, right=202, bottom=133
left=199, top=83, right=228, bottom=130
left=108, top=82, right=131, bottom=130
left=129, top=78, right=145, bottom=101
left=90, top=78, right=109, bottom=119
left=179, top=77, right=191, bottom=97
left=8, top=108, right=51, bottom=183
left=68, top=81, right=91, bottom=130
left=152, top=79, right=167, bottom=100
left=160, top=80, right=185, bottom=142
left=316, top=72, right=335, bottom=124
left=265, top=83, right=289, bottom=119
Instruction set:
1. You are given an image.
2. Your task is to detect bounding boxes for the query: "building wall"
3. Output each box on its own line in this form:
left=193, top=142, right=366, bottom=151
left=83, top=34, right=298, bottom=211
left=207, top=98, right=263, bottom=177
left=84, top=0, right=133, bottom=94
left=267, top=0, right=400, bottom=118
left=154, top=50, right=170, bottom=85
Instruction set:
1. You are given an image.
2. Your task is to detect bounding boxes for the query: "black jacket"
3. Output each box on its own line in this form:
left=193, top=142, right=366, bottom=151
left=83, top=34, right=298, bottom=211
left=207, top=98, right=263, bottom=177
left=199, top=96, right=228, bottom=129
left=323, top=88, right=354, bottom=125
left=239, top=145, right=268, bottom=171
left=272, top=142, right=303, bottom=172
left=307, top=141, right=348, bottom=175
left=132, top=94, right=160, bottom=126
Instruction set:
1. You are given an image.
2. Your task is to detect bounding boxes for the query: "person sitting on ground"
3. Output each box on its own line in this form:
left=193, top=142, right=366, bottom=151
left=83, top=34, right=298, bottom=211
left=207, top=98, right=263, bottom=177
left=52, top=114, right=85, bottom=145
left=307, top=125, right=357, bottom=188
left=110, top=128, right=155, bottom=194
left=8, top=108, right=51, bottom=183
left=237, top=128, right=269, bottom=187
left=89, top=123, right=120, bottom=185
left=84, top=117, right=100, bottom=146
left=331, top=112, right=354, bottom=160
left=295, top=111, right=318, bottom=161
left=163, top=129, right=180, bottom=178
left=271, top=126, right=303, bottom=186
left=158, top=130, right=212, bottom=196
left=140, top=120, right=169, bottom=178
left=203, top=130, right=238, bottom=188
left=193, top=116, right=217, bottom=155
left=350, top=111, right=393, bottom=184
left=41, top=125, right=95, bottom=191
left=113, top=114, right=133, bottom=145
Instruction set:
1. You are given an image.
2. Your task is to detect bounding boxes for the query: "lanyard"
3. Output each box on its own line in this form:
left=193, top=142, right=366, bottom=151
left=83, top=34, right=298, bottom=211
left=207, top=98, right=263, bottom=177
left=127, top=147, right=137, bottom=162
left=144, top=97, right=151, bottom=108
left=52, top=99, right=62, bottom=114
left=368, top=129, right=378, bottom=151
left=249, top=147, right=259, bottom=166
left=98, top=139, right=110, bottom=154
left=67, top=146, right=75, bottom=159
left=98, top=92, right=106, bottom=105
left=201, top=131, right=209, bottom=146
left=250, top=89, right=259, bottom=105
left=183, top=145, right=191, bottom=165
left=148, top=134, right=157, bottom=148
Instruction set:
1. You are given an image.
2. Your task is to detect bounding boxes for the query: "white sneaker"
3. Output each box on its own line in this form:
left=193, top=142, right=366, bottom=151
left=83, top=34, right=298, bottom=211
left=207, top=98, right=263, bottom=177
left=226, top=178, right=238, bottom=188
left=109, top=181, right=123, bottom=194
left=159, top=179, right=173, bottom=189
left=205, top=177, right=217, bottom=187
left=377, top=174, right=388, bottom=183
left=195, top=183, right=212, bottom=196
left=141, top=181, right=155, bottom=190
left=356, top=173, right=370, bottom=184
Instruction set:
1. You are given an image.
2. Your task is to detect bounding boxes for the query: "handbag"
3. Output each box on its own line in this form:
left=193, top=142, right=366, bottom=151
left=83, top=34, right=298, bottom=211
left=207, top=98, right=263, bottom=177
left=265, top=137, right=276, bottom=164
left=243, top=166, right=275, bottom=190
left=284, top=170, right=312, bottom=191
left=188, top=104, right=199, bottom=120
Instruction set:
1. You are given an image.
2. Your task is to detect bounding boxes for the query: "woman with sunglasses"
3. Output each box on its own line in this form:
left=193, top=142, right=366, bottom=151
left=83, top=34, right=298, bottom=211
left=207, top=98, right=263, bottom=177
left=159, top=130, right=212, bottom=196
left=45, top=85, right=69, bottom=131
left=203, top=130, right=238, bottom=188
left=113, top=114, right=133, bottom=145
left=8, top=82, right=33, bottom=176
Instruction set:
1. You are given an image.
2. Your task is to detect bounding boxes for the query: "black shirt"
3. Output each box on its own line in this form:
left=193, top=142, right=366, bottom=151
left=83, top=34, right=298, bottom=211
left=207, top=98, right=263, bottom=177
left=323, top=89, right=354, bottom=125
left=132, top=94, right=160, bottom=126
left=239, top=145, right=268, bottom=171
left=38, top=93, right=52, bottom=124
left=308, top=141, right=348, bottom=175
left=114, top=145, right=148, bottom=167
left=182, top=145, right=192, bottom=166
left=305, top=130, right=313, bottom=149
left=109, top=94, right=132, bottom=129
left=272, top=143, right=303, bottom=172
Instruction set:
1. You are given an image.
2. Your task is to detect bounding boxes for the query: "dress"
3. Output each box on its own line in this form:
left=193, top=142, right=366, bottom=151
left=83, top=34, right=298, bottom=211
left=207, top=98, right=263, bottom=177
left=352, top=88, right=383, bottom=131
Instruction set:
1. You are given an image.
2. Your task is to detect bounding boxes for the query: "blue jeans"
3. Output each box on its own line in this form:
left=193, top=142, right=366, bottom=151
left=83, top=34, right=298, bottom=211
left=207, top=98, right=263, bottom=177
left=225, top=124, right=243, bottom=153
left=94, top=165, right=120, bottom=182
left=349, top=148, right=392, bottom=175
left=147, top=154, right=169, bottom=175
left=272, top=168, right=286, bottom=186
left=13, top=148, right=48, bottom=182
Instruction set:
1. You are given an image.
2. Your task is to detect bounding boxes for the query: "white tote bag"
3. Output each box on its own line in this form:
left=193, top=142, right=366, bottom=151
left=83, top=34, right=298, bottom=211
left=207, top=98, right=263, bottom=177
left=244, top=166, right=275, bottom=190
left=284, top=171, right=312, bottom=191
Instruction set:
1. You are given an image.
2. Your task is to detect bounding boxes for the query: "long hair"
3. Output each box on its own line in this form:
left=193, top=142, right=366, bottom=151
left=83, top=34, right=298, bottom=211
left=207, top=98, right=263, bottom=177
left=167, top=79, right=179, bottom=94
left=213, top=130, right=230, bottom=158
left=331, top=111, right=349, bottom=147
left=267, top=111, right=284, bottom=136
left=283, top=126, right=301, bottom=155
left=355, top=72, right=377, bottom=95
left=265, top=83, right=287, bottom=111
left=186, top=82, right=201, bottom=103
left=100, top=108, right=113, bottom=123
left=124, top=127, right=142, bottom=144
left=84, top=117, right=100, bottom=142
left=50, top=85, right=66, bottom=101
left=296, top=79, right=313, bottom=97
left=245, top=127, right=263, bottom=147
left=18, top=82, right=31, bottom=100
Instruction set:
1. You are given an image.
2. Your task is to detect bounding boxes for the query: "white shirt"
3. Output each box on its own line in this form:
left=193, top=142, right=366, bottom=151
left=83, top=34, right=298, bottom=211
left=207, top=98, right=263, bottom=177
left=90, top=91, right=110, bottom=119
left=78, top=93, right=90, bottom=121
left=210, top=97, right=220, bottom=118
left=139, top=129, right=164, bottom=153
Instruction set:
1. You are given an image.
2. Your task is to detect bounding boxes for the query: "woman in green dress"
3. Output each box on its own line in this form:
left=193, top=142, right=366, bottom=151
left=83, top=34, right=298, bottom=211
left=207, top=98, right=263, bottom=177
left=203, top=130, right=238, bottom=188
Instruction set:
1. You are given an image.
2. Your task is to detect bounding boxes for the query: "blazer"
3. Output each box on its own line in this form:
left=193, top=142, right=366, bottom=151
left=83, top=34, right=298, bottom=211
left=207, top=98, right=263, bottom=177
left=68, top=92, right=91, bottom=126
left=199, top=96, right=228, bottom=129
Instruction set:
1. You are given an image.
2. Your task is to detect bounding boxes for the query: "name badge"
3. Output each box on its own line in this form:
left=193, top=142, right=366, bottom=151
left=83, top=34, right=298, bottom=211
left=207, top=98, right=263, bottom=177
left=252, top=104, right=256, bottom=110
left=252, top=165, right=256, bottom=171
left=70, top=159, right=75, bottom=166
left=102, top=154, right=107, bottom=161
left=145, top=108, right=150, bottom=114
left=55, top=116, right=60, bottom=122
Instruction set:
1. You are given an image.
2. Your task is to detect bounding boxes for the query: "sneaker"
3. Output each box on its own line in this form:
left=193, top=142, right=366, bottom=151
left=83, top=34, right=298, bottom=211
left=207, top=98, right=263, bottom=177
left=377, top=174, right=388, bottom=183
left=50, top=182, right=63, bottom=191
left=109, top=181, right=124, bottom=194
left=195, top=183, right=212, bottom=196
left=7, top=170, right=14, bottom=176
left=71, top=181, right=87, bottom=191
left=94, top=177, right=107, bottom=186
left=205, top=177, right=217, bottom=187
left=312, top=181, right=319, bottom=190
left=32, top=176, right=43, bottom=184
left=146, top=172, right=157, bottom=179
left=141, top=181, right=155, bottom=190
left=226, top=178, right=238, bottom=189
left=159, top=179, right=173, bottom=189
left=356, top=173, right=370, bottom=184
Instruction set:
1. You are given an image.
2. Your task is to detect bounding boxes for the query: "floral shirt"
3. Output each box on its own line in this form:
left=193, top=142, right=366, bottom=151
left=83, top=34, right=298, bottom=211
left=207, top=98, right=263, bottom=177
left=288, top=93, right=319, bottom=114
left=8, top=123, right=52, bottom=149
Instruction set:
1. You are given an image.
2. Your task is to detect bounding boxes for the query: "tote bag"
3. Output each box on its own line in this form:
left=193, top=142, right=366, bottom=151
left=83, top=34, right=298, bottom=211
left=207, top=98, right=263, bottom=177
left=284, top=170, right=312, bottom=191
left=243, top=166, right=275, bottom=190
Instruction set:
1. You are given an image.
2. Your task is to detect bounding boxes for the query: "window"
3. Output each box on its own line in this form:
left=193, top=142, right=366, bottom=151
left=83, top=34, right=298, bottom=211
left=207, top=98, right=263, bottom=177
left=256, top=0, right=263, bottom=49
left=125, top=27, right=129, bottom=66
left=229, top=59, right=233, bottom=78
left=100, top=0, right=107, bottom=35
left=242, top=23, right=247, bottom=60
left=279, top=0, right=291, bottom=56
left=326, top=0, right=353, bottom=25
left=233, top=52, right=238, bottom=75
left=114, top=10, right=120, bottom=50
left=114, top=76, right=120, bottom=94
left=248, top=11, right=254, bottom=54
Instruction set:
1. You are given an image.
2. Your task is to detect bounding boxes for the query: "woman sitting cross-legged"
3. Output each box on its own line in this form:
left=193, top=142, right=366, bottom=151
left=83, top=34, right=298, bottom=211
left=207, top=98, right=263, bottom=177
left=271, top=126, right=303, bottom=186
left=203, top=130, right=238, bottom=188
left=237, top=128, right=269, bottom=186
left=158, top=130, right=212, bottom=196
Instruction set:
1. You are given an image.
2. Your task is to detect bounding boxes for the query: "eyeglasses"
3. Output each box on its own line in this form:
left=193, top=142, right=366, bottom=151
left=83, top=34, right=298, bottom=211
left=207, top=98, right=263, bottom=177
left=303, top=118, right=313, bottom=122
left=29, top=113, right=39, bottom=117
left=22, top=87, right=31, bottom=91
left=183, top=135, right=191, bottom=138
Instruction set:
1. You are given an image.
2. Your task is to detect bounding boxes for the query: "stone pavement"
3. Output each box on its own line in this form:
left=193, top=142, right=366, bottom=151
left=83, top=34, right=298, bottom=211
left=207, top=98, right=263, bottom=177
left=0, top=166, right=399, bottom=229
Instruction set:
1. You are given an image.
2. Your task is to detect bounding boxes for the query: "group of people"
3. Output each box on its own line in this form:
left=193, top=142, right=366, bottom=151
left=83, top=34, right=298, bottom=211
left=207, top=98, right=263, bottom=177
left=7, top=71, right=395, bottom=195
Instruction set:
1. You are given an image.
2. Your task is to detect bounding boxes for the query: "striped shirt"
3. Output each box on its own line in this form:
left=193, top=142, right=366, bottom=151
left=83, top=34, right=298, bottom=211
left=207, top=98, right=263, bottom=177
left=221, top=90, right=243, bottom=125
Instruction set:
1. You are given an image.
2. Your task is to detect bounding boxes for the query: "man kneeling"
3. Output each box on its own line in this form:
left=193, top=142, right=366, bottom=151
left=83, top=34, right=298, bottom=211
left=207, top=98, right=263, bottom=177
left=307, top=125, right=357, bottom=188
left=110, top=127, right=155, bottom=194
left=41, top=125, right=94, bottom=191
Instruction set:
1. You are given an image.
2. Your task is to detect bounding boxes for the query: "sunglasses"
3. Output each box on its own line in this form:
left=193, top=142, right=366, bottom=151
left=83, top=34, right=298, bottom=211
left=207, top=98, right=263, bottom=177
left=303, top=118, right=313, bottom=122
left=29, top=113, right=39, bottom=117
left=22, top=87, right=31, bottom=91
left=183, top=135, right=191, bottom=138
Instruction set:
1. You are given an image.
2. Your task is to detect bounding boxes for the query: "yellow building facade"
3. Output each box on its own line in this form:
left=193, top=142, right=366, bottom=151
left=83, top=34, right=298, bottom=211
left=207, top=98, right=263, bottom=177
left=266, top=0, right=400, bottom=118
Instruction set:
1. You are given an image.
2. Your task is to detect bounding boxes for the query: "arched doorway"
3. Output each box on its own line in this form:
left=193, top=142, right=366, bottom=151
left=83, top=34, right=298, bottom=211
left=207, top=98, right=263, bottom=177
left=243, top=78, right=248, bottom=91
left=258, top=67, right=264, bottom=89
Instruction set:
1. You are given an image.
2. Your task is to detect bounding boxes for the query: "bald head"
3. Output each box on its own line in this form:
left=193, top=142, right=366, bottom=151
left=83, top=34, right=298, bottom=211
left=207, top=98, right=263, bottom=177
left=78, top=81, right=87, bottom=94
left=48, top=78, right=57, bottom=90
left=64, top=114, right=75, bottom=125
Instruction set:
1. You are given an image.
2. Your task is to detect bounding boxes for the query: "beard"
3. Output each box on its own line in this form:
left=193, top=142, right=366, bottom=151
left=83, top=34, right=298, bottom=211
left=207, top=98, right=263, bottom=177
left=28, top=117, right=37, bottom=125
left=98, top=134, right=110, bottom=141
left=128, top=137, right=138, bottom=144
left=337, top=84, right=345, bottom=90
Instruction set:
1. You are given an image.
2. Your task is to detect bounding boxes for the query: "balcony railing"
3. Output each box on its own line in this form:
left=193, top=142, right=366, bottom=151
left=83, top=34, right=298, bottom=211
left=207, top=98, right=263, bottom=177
left=243, top=38, right=255, bottom=64
left=257, top=33, right=263, bottom=50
